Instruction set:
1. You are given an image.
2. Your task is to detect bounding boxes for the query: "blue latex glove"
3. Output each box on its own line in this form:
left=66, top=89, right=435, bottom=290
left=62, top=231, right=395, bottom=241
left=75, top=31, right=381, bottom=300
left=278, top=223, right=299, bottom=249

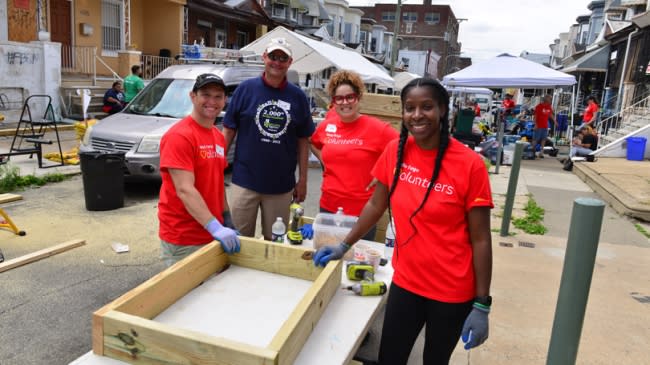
left=205, top=217, right=240, bottom=254
left=313, top=242, right=350, bottom=267
left=299, top=223, right=314, bottom=240
left=461, top=304, right=490, bottom=350
left=222, top=211, right=236, bottom=230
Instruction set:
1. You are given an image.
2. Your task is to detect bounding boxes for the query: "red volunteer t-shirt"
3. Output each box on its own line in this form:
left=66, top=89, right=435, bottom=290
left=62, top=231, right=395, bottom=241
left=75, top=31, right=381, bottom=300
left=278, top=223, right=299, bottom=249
left=583, top=103, right=598, bottom=123
left=372, top=137, right=493, bottom=302
left=502, top=98, right=515, bottom=112
left=311, top=114, right=398, bottom=216
left=534, top=102, right=554, bottom=129
left=158, top=116, right=228, bottom=245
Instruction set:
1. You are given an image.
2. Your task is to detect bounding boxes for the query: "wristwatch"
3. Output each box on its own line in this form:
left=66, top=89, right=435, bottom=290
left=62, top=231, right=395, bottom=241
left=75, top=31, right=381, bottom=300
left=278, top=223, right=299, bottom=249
left=474, top=295, right=492, bottom=307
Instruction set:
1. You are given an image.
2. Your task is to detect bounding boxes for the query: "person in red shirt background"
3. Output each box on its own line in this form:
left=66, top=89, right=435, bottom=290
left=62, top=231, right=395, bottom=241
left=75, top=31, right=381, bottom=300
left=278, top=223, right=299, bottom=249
left=309, top=70, right=398, bottom=240
left=473, top=100, right=481, bottom=117
left=580, top=95, right=599, bottom=128
left=158, top=74, right=240, bottom=267
left=313, top=78, right=493, bottom=364
left=502, top=93, right=515, bottom=116
left=533, top=95, right=556, bottom=159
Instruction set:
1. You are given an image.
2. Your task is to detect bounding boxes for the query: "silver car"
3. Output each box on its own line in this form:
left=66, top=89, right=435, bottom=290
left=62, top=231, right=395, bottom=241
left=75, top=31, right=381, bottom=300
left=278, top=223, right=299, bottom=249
left=79, top=63, right=265, bottom=180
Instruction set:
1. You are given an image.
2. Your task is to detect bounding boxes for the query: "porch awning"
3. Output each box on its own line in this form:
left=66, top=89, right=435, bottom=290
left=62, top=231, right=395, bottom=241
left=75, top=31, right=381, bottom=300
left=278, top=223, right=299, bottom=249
left=562, top=45, right=610, bottom=73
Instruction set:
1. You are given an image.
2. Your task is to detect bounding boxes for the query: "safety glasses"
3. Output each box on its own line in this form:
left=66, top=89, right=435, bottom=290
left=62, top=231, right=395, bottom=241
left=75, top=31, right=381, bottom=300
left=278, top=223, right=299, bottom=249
left=332, top=93, right=358, bottom=105
left=267, top=53, right=290, bottom=63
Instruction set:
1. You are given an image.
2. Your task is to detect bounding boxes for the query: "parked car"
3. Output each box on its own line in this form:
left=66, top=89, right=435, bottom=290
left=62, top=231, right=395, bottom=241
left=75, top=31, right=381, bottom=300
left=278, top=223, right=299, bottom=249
left=80, top=63, right=297, bottom=180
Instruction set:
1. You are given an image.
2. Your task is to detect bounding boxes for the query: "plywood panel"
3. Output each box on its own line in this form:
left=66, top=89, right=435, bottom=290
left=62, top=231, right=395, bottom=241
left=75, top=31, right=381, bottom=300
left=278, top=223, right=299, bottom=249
left=8, top=0, right=38, bottom=42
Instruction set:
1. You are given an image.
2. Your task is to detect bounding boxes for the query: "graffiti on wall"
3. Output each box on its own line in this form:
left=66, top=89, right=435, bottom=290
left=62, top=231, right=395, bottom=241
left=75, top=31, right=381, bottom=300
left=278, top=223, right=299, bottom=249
left=6, top=51, right=39, bottom=65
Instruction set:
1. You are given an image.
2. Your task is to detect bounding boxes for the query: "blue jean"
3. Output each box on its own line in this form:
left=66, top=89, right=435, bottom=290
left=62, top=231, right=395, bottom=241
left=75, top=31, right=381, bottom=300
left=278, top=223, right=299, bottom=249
left=533, top=128, right=549, bottom=150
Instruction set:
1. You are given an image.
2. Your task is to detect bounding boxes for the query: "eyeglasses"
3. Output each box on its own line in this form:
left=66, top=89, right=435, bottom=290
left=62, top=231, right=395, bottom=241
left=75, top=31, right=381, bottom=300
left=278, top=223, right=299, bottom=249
left=267, top=53, right=289, bottom=63
left=332, top=93, right=358, bottom=105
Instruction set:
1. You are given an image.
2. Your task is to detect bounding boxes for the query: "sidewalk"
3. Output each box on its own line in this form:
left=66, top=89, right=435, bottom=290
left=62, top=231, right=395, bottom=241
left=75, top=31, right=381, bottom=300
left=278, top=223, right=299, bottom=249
left=0, top=128, right=81, bottom=177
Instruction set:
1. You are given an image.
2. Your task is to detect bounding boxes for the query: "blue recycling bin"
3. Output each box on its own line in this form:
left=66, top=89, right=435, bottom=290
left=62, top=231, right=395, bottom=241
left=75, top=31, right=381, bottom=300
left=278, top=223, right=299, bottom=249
left=626, top=136, right=647, bottom=161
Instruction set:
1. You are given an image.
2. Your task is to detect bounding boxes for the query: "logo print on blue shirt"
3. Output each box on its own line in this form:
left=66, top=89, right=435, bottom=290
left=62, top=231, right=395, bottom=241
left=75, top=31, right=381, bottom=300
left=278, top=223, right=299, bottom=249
left=255, top=100, right=291, bottom=139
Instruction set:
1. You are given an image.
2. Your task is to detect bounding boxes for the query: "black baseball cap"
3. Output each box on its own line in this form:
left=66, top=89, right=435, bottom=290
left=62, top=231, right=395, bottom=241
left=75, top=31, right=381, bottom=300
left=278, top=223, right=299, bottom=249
left=193, top=73, right=226, bottom=92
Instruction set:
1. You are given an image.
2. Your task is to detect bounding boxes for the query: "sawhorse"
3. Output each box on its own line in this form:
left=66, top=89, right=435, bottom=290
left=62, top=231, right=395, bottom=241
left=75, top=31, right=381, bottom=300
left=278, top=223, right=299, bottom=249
left=0, top=194, right=26, bottom=236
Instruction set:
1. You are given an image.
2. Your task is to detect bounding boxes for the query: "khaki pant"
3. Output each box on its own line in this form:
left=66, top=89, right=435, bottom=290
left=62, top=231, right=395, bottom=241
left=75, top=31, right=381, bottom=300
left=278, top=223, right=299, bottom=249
left=228, top=183, right=293, bottom=241
left=160, top=240, right=204, bottom=268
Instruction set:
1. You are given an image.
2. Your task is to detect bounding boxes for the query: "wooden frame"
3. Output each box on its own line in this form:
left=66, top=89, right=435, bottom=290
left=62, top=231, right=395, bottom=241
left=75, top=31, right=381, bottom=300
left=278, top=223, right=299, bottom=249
left=92, top=237, right=342, bottom=365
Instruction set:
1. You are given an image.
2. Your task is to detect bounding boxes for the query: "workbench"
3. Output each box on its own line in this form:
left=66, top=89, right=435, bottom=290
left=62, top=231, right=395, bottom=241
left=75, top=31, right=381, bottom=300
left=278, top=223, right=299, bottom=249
left=70, top=239, right=393, bottom=365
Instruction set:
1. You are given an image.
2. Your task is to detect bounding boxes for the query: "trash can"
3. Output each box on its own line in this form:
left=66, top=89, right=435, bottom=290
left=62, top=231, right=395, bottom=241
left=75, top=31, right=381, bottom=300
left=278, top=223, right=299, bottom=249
left=626, top=136, right=647, bottom=161
left=455, top=109, right=475, bottom=134
left=79, top=151, right=126, bottom=211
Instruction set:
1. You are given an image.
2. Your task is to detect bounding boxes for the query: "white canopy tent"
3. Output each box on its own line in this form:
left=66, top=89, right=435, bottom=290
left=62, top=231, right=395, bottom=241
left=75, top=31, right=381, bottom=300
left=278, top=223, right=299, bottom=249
left=442, top=53, right=577, bottom=172
left=242, top=26, right=394, bottom=87
left=442, top=53, right=576, bottom=88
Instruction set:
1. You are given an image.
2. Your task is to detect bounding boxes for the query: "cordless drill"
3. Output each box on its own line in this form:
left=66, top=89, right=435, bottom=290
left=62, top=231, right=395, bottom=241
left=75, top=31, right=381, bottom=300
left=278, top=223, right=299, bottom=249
left=287, top=200, right=304, bottom=245
left=346, top=261, right=375, bottom=281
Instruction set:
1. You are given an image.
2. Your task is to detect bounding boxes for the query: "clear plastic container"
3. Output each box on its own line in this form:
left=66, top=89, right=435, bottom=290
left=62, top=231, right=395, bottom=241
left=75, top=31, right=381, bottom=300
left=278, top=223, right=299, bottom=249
left=313, top=210, right=358, bottom=260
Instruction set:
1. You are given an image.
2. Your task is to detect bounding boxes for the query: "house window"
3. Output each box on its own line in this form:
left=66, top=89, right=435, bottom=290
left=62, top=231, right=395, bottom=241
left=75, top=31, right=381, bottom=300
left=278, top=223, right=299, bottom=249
left=290, top=7, right=298, bottom=21
left=402, top=12, right=417, bottom=22
left=382, top=12, right=396, bottom=21
left=406, top=22, right=413, bottom=34
left=272, top=3, right=287, bottom=18
left=215, top=29, right=226, bottom=48
left=101, top=0, right=123, bottom=52
left=236, top=31, right=248, bottom=49
left=425, top=12, right=440, bottom=24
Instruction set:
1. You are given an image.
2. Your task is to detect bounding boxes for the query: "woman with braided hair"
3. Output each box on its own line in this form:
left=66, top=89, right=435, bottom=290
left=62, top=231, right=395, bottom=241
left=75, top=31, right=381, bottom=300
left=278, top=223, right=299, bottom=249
left=313, top=78, right=494, bottom=364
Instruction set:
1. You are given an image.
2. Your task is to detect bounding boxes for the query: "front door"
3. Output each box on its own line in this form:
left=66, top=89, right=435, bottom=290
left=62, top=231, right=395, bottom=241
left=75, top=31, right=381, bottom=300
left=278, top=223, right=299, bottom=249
left=50, top=0, right=72, bottom=69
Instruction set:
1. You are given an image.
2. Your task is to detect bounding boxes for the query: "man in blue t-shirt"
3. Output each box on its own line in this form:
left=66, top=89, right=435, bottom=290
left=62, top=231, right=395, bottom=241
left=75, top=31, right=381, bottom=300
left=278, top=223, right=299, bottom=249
left=223, top=38, right=315, bottom=241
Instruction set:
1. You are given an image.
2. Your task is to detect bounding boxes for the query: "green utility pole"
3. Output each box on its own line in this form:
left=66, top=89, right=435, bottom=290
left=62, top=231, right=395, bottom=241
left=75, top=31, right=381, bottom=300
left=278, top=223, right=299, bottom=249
left=389, top=0, right=402, bottom=77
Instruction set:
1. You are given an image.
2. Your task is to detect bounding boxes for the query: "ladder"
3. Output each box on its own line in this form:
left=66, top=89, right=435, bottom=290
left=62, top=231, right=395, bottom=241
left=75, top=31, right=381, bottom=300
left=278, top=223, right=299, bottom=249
left=6, top=95, right=64, bottom=168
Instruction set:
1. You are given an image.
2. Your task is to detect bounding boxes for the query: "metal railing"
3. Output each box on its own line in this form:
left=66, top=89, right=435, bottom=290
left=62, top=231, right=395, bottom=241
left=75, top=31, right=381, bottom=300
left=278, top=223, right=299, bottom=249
left=61, top=45, right=96, bottom=76
left=94, top=55, right=122, bottom=83
left=141, top=55, right=182, bottom=80
left=597, top=94, right=650, bottom=137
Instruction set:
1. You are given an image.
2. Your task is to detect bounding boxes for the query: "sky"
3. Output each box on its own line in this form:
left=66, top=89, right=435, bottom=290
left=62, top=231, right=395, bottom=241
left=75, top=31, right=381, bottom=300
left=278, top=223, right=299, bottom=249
left=348, top=0, right=594, bottom=63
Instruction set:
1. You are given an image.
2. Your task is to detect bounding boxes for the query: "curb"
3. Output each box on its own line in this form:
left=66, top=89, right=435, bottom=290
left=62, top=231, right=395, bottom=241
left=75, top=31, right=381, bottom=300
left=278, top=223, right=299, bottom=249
left=573, top=162, right=650, bottom=221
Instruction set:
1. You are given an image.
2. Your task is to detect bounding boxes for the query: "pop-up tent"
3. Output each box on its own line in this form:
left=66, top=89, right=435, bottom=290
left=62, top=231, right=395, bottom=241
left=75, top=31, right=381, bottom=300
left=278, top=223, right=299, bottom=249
left=442, top=54, right=577, bottom=170
left=442, top=53, right=576, bottom=88
left=242, top=26, right=394, bottom=87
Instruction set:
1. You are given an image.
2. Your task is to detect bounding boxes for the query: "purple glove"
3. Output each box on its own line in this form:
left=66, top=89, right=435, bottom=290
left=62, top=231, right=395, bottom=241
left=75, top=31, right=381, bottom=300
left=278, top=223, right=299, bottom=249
left=205, top=217, right=240, bottom=254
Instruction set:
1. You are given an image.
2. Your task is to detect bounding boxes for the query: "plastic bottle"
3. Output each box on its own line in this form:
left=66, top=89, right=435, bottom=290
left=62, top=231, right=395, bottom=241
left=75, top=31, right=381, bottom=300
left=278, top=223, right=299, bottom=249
left=384, top=219, right=395, bottom=262
left=271, top=217, right=286, bottom=243
left=333, top=207, right=344, bottom=227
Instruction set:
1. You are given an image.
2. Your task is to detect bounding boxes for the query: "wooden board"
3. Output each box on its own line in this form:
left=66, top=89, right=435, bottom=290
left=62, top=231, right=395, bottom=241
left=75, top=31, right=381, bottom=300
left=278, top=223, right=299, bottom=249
left=0, top=239, right=85, bottom=273
left=92, top=237, right=342, bottom=365
left=0, top=193, right=23, bottom=204
left=360, top=93, right=402, bottom=131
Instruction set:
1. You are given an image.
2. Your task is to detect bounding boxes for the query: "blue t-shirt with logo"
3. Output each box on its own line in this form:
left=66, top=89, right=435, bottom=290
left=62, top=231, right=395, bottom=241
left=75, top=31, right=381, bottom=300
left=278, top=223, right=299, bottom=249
left=224, top=77, right=315, bottom=194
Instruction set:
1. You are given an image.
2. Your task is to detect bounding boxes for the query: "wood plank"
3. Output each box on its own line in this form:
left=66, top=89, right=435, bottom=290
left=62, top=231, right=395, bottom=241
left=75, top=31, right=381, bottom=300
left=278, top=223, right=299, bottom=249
left=268, top=259, right=343, bottom=365
left=102, top=310, right=277, bottom=365
left=0, top=193, right=23, bottom=204
left=0, top=239, right=85, bottom=273
left=360, top=93, right=403, bottom=131
left=93, top=243, right=228, bottom=355
left=229, top=236, right=322, bottom=281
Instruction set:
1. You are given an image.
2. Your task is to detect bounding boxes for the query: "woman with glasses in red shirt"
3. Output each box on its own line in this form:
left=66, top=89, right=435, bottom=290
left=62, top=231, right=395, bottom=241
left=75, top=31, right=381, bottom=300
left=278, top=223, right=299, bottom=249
left=309, top=70, right=398, bottom=240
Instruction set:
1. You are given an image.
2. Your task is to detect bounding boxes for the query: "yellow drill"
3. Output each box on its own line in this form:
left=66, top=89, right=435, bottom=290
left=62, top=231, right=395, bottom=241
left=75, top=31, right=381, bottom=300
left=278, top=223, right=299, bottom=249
left=287, top=201, right=304, bottom=245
